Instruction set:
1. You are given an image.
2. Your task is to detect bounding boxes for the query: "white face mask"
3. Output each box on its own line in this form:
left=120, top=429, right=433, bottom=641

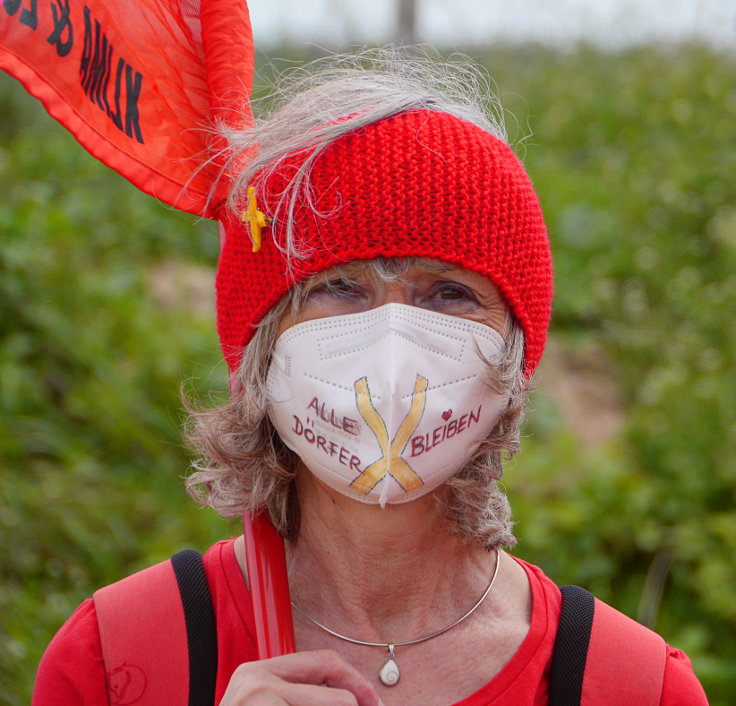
left=267, top=303, right=508, bottom=507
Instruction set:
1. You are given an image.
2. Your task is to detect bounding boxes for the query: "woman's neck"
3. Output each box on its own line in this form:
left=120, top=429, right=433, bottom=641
left=286, top=469, right=496, bottom=642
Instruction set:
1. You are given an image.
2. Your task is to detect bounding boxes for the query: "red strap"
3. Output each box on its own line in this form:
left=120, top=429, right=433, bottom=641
left=94, top=559, right=189, bottom=706
left=582, top=597, right=667, bottom=705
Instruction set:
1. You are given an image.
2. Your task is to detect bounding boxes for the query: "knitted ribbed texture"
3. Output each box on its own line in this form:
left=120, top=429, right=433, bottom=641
left=217, top=110, right=553, bottom=375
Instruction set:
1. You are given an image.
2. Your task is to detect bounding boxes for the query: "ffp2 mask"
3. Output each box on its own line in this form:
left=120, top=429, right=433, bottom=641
left=267, top=304, right=508, bottom=507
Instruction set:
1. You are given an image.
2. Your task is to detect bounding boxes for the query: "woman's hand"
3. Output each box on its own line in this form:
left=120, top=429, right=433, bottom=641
left=220, top=649, right=386, bottom=706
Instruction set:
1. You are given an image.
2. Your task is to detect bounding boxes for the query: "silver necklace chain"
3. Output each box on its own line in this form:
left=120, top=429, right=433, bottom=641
left=290, top=550, right=501, bottom=687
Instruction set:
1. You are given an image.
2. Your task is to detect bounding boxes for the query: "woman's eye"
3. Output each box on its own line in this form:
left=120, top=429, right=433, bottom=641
left=306, top=279, right=363, bottom=299
left=433, top=283, right=477, bottom=301
left=422, top=281, right=480, bottom=312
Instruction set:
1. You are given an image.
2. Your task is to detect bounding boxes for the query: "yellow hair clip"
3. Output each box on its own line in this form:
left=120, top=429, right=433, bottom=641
left=241, top=186, right=269, bottom=253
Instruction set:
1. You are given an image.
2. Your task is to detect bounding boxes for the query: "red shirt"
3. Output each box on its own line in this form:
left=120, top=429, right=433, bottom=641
left=33, top=539, right=708, bottom=705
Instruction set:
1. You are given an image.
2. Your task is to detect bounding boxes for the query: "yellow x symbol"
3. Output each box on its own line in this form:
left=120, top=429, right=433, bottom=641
left=350, top=375, right=428, bottom=494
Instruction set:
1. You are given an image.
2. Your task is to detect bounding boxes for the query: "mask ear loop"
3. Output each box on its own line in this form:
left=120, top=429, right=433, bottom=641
left=220, top=219, right=296, bottom=658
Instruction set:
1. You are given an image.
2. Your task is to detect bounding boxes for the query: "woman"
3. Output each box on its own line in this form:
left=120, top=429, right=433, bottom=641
left=33, top=56, right=707, bottom=705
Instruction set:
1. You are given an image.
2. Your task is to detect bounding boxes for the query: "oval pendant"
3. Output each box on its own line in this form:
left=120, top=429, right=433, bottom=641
left=379, top=646, right=400, bottom=686
left=379, top=656, right=400, bottom=686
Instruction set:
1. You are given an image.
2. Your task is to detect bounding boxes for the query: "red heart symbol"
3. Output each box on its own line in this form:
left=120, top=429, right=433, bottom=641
left=441, top=409, right=452, bottom=421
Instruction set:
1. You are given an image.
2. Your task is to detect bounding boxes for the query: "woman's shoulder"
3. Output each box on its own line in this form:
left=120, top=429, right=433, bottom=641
left=504, top=555, right=708, bottom=705
left=32, top=540, right=245, bottom=706
left=32, top=598, right=106, bottom=705
left=661, top=646, right=709, bottom=705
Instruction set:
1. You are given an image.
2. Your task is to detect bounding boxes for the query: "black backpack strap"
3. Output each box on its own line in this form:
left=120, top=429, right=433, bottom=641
left=171, top=549, right=219, bottom=706
left=548, top=585, right=595, bottom=706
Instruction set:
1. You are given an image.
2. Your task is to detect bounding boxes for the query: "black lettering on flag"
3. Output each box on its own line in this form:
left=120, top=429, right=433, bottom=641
left=110, top=57, right=124, bottom=131
left=2, top=0, right=22, bottom=16
left=89, top=17, right=108, bottom=109
left=78, top=4, right=144, bottom=144
left=80, top=5, right=91, bottom=84
left=3, top=0, right=37, bottom=29
left=80, top=7, right=102, bottom=99
left=3, top=0, right=21, bottom=17
left=47, top=0, right=73, bottom=57
left=21, top=0, right=37, bottom=29
left=124, top=64, right=143, bottom=143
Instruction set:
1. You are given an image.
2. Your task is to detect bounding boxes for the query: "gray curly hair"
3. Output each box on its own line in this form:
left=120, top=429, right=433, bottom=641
left=185, top=49, right=530, bottom=550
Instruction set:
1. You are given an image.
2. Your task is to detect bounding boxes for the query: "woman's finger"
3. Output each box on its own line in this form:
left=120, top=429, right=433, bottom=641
left=268, top=649, right=379, bottom=694
left=257, top=682, right=366, bottom=706
left=222, top=650, right=385, bottom=706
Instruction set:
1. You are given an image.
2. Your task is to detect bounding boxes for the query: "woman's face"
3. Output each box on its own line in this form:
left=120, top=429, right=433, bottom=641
left=278, top=258, right=509, bottom=337
left=270, top=258, right=513, bottom=508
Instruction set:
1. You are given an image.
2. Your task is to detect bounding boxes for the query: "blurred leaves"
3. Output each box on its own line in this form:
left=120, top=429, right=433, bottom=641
left=2, top=42, right=734, bottom=703
left=490, top=43, right=736, bottom=701
left=0, top=74, right=233, bottom=702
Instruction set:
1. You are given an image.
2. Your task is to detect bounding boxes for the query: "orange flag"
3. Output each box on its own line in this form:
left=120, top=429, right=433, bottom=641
left=0, top=0, right=254, bottom=217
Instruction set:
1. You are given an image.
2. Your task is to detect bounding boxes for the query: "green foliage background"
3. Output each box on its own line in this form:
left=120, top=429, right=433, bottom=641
left=2, top=44, right=734, bottom=704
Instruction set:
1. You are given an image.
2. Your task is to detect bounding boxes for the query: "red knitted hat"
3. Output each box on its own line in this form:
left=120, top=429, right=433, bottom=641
left=216, top=110, right=553, bottom=376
